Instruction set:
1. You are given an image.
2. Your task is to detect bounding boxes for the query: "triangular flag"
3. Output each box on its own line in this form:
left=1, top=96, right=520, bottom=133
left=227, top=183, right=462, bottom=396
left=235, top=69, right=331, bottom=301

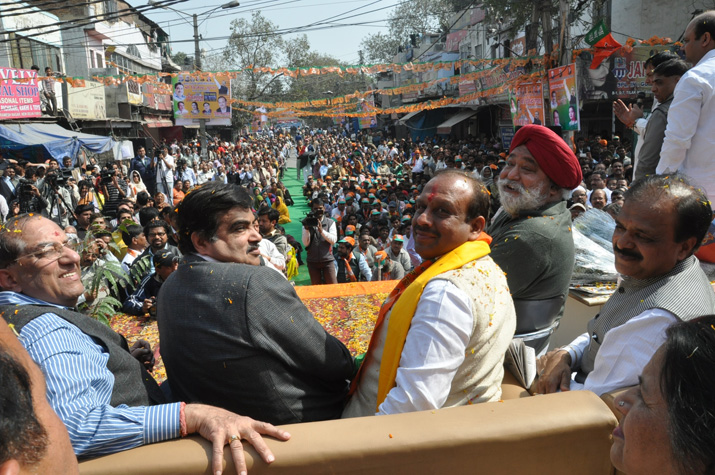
left=585, top=20, right=622, bottom=69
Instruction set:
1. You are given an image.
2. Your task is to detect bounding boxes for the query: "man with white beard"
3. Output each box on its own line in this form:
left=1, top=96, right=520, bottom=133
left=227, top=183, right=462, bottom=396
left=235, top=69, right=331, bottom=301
left=487, top=125, right=583, bottom=353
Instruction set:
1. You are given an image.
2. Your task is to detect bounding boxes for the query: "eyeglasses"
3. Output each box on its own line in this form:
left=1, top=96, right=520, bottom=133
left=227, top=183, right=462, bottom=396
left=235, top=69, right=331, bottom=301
left=16, top=241, right=76, bottom=263
left=148, top=232, right=167, bottom=238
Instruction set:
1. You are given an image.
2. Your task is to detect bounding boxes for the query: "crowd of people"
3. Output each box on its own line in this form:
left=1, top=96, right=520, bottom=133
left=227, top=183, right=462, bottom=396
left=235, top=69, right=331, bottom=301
left=1, top=10, right=715, bottom=475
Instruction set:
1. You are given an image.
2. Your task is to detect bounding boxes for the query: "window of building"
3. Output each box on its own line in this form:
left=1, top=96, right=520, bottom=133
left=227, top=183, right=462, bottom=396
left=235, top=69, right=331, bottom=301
left=126, top=45, right=141, bottom=59
left=107, top=51, right=153, bottom=75
left=103, top=0, right=118, bottom=20
left=8, top=33, right=61, bottom=71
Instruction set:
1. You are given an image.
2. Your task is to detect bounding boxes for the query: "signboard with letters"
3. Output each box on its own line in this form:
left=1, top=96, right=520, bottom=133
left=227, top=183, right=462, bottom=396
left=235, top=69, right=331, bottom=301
left=68, top=80, right=106, bottom=120
left=0, top=67, right=41, bottom=119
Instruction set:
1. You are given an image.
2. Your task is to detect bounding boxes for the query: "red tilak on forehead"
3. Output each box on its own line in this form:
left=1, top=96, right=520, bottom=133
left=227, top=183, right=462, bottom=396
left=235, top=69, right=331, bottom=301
left=428, top=185, right=438, bottom=201
left=54, top=231, right=60, bottom=236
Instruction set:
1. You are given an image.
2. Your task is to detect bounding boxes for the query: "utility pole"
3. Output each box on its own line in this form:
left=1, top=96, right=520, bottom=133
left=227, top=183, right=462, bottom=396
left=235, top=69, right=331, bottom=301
left=559, top=0, right=570, bottom=67
left=526, top=3, right=539, bottom=54
left=193, top=13, right=208, bottom=161
left=542, top=1, right=553, bottom=58
left=558, top=0, right=573, bottom=142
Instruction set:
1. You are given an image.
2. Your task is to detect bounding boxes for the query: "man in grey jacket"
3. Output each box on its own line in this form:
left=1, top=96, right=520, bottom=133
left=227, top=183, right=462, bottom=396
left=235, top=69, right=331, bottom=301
left=158, top=182, right=354, bottom=425
left=634, top=59, right=689, bottom=180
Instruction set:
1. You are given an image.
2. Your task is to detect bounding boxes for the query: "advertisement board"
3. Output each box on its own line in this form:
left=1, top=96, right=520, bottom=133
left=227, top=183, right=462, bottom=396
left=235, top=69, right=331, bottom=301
left=0, top=67, right=41, bottom=119
left=172, top=73, right=231, bottom=126
left=509, top=80, right=545, bottom=128
left=142, top=83, right=172, bottom=111
left=576, top=45, right=674, bottom=100
left=126, top=79, right=143, bottom=105
left=68, top=80, right=106, bottom=120
left=547, top=64, right=579, bottom=131
left=357, top=97, right=377, bottom=129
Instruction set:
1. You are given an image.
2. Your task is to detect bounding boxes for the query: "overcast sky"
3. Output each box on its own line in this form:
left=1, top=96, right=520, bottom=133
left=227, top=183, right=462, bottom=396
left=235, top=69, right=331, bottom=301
left=143, top=0, right=397, bottom=65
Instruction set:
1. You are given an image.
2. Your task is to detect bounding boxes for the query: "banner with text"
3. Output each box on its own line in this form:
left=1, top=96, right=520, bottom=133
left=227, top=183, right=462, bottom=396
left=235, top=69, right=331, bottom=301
left=0, top=67, right=41, bottom=119
left=68, top=80, right=106, bottom=120
left=576, top=45, right=673, bottom=101
left=172, top=73, right=231, bottom=126
left=548, top=64, right=579, bottom=131
left=357, top=96, right=377, bottom=129
left=509, top=80, right=545, bottom=128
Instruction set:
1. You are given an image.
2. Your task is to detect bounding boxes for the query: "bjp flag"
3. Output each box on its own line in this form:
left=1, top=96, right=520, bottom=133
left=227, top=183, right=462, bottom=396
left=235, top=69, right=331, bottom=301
left=585, top=21, right=622, bottom=69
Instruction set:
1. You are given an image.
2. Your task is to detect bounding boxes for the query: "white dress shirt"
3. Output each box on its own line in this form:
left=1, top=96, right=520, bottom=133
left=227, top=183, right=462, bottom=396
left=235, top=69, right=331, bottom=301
left=301, top=220, right=337, bottom=247
left=378, top=280, right=473, bottom=414
left=258, top=239, right=286, bottom=274
left=342, top=279, right=474, bottom=417
left=564, top=308, right=677, bottom=395
left=155, top=154, right=175, bottom=184
left=658, top=49, right=715, bottom=199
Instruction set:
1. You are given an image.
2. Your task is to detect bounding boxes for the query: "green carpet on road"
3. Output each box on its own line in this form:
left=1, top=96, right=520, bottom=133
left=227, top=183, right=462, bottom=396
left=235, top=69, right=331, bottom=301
left=280, top=169, right=313, bottom=286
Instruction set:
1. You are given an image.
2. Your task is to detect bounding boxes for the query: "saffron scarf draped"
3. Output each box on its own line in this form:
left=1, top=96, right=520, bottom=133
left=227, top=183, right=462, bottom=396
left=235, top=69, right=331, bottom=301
left=349, top=234, right=493, bottom=410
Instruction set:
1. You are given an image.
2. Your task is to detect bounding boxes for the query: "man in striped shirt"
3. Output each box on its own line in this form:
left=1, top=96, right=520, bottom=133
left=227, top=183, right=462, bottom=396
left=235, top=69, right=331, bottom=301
left=0, top=215, right=289, bottom=474
left=0, top=314, right=79, bottom=474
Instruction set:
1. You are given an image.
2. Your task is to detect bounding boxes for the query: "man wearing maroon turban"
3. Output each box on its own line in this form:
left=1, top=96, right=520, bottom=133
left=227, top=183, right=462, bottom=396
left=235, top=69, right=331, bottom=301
left=487, top=125, right=583, bottom=355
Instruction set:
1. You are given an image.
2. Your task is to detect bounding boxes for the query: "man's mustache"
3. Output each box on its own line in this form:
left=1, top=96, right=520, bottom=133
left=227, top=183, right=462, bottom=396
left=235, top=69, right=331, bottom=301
left=613, top=245, right=642, bottom=260
left=247, top=245, right=260, bottom=253
left=413, top=225, right=436, bottom=235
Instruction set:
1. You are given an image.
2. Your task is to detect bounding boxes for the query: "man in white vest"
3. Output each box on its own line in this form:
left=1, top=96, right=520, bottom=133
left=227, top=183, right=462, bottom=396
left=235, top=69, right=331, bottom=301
left=536, top=174, right=715, bottom=396
left=343, top=170, right=516, bottom=417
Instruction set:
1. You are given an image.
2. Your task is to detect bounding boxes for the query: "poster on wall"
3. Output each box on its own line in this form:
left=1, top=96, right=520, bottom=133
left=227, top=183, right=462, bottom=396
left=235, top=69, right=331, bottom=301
left=68, top=80, right=106, bottom=120
left=357, top=97, right=377, bottom=129
left=0, top=67, right=41, bottom=119
left=509, top=80, right=545, bottom=128
left=172, top=73, right=231, bottom=126
left=547, top=64, right=579, bottom=131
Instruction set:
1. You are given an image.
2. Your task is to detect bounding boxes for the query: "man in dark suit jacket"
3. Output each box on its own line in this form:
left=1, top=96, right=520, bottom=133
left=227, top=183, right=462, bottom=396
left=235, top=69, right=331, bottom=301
left=129, top=146, right=155, bottom=195
left=0, top=161, right=16, bottom=204
left=158, top=182, right=354, bottom=425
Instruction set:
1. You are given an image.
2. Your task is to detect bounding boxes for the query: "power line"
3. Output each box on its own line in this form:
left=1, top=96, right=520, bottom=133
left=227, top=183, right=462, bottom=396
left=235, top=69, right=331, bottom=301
left=0, top=0, right=187, bottom=43
left=0, top=0, right=117, bottom=17
left=2, top=0, right=351, bottom=52
left=0, top=0, right=408, bottom=75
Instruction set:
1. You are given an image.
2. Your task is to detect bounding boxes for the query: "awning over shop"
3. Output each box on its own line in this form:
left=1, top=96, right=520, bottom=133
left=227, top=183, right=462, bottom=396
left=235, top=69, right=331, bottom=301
left=436, top=110, right=478, bottom=135
left=397, top=110, right=424, bottom=124
left=0, top=123, right=116, bottom=163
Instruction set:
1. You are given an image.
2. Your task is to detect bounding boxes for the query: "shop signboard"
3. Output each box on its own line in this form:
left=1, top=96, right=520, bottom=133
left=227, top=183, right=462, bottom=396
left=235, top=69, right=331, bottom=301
left=0, top=67, right=41, bottom=119
left=68, top=80, right=106, bottom=120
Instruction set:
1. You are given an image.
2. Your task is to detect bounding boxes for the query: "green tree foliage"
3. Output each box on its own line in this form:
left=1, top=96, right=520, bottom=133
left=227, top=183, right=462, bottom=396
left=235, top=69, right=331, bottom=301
left=172, top=51, right=190, bottom=68
left=223, top=12, right=288, bottom=102
left=360, top=0, right=457, bottom=64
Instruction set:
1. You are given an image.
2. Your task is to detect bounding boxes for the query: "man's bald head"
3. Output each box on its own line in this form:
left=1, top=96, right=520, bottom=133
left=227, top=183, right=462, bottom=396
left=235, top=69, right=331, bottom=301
left=683, top=10, right=715, bottom=64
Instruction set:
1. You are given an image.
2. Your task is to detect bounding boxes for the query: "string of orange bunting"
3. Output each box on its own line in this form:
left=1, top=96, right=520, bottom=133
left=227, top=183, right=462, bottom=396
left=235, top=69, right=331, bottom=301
left=2, top=35, right=678, bottom=118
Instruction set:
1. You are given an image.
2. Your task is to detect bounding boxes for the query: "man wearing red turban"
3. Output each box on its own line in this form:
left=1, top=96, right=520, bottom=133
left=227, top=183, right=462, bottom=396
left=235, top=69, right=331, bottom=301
left=487, top=125, right=583, bottom=355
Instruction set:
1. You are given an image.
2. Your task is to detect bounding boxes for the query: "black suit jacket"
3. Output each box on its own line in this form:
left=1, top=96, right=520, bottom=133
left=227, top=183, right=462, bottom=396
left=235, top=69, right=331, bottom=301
left=157, top=255, right=354, bottom=425
left=0, top=177, right=15, bottom=203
